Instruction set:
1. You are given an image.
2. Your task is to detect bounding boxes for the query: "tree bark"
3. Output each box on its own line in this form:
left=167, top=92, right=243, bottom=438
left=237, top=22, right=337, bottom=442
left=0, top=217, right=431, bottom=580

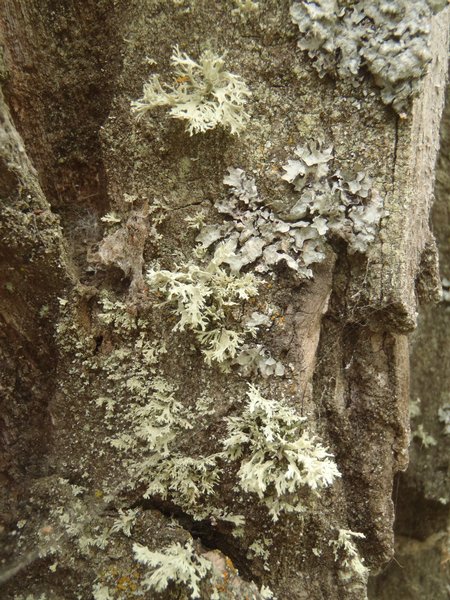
left=0, top=2, right=448, bottom=599
left=369, top=61, right=450, bottom=600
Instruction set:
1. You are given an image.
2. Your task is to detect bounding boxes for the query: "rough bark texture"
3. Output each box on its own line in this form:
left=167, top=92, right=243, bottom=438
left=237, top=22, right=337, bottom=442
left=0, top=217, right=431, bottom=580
left=0, top=2, right=448, bottom=599
left=369, top=63, right=450, bottom=600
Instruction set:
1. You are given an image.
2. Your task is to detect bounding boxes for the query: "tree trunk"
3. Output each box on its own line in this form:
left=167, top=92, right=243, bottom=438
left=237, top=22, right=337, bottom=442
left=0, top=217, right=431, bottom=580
left=369, top=61, right=450, bottom=600
left=0, top=2, right=448, bottom=599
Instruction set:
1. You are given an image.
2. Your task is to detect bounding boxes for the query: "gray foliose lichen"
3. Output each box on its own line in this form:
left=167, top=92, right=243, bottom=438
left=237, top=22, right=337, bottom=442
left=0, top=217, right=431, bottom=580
left=290, top=0, right=447, bottom=113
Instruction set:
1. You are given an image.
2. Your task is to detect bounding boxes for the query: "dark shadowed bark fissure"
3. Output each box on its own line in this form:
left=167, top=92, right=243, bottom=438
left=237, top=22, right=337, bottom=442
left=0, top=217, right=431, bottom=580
left=0, top=0, right=126, bottom=591
left=2, top=0, right=126, bottom=268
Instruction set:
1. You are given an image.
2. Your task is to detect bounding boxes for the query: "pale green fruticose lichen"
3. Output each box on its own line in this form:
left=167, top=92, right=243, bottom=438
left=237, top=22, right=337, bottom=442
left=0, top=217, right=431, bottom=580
left=80, top=295, right=244, bottom=525
left=438, top=404, right=450, bottom=435
left=233, top=0, right=260, bottom=13
left=61, top=294, right=223, bottom=516
left=247, top=537, right=272, bottom=571
left=14, top=596, right=47, bottom=600
left=147, top=241, right=260, bottom=365
left=131, top=46, right=251, bottom=135
left=92, top=584, right=114, bottom=600
left=110, top=508, right=139, bottom=537
left=148, top=243, right=285, bottom=377
left=330, top=529, right=369, bottom=582
left=259, top=586, right=275, bottom=600
left=134, top=541, right=275, bottom=600
left=32, top=479, right=122, bottom=565
left=409, top=397, right=437, bottom=448
left=412, top=424, right=437, bottom=448
left=409, top=397, right=422, bottom=419
left=441, top=277, right=450, bottom=302
left=109, top=375, right=223, bottom=511
left=290, top=0, right=447, bottom=114
left=133, top=541, right=212, bottom=599
left=223, top=384, right=341, bottom=521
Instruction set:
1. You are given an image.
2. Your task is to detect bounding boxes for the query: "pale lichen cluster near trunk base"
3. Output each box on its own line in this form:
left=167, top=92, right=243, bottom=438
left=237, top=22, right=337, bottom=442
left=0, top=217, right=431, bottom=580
left=53, top=144, right=380, bottom=596
left=50, top=136, right=380, bottom=595
left=45, top=42, right=393, bottom=598
left=53, top=293, right=285, bottom=598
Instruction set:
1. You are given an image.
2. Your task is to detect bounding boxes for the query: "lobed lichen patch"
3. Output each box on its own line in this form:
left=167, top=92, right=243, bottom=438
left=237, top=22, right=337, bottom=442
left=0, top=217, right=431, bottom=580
left=194, top=142, right=384, bottom=285
left=290, top=0, right=448, bottom=114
